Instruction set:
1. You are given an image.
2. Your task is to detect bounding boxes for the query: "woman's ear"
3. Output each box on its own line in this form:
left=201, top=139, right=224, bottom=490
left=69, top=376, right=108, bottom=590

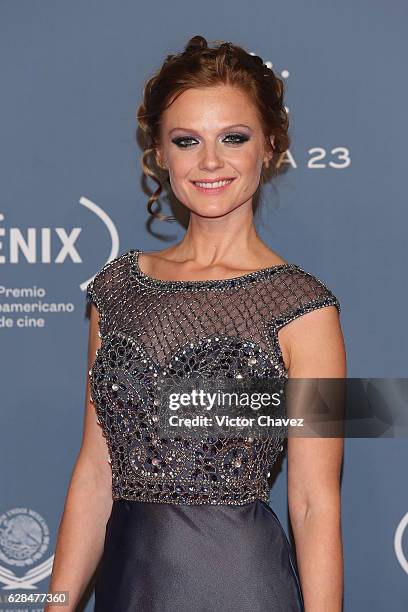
left=263, top=135, right=275, bottom=167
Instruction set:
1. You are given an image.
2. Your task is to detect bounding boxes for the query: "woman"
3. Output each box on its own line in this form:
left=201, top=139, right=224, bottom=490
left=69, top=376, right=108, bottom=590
left=47, top=36, right=345, bottom=611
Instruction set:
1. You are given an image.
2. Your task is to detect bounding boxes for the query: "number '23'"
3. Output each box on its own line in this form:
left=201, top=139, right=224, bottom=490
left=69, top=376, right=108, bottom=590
left=308, top=147, right=351, bottom=169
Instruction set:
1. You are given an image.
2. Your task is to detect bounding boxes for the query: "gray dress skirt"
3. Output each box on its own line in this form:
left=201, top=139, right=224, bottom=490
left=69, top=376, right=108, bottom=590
left=94, top=498, right=304, bottom=612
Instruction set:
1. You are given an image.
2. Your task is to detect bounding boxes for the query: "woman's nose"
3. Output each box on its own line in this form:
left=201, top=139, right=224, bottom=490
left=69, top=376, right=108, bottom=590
left=198, top=143, right=224, bottom=170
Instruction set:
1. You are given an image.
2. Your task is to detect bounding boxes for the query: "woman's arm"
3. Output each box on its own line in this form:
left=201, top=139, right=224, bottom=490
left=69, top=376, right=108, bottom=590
left=279, top=304, right=346, bottom=612
left=45, top=304, right=113, bottom=611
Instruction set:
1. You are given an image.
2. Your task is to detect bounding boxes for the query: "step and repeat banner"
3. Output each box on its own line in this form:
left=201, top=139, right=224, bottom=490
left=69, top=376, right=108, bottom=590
left=1, top=1, right=407, bottom=610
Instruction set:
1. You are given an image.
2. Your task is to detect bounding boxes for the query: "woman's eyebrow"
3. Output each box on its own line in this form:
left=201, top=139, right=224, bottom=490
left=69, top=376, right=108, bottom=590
left=169, top=124, right=252, bottom=135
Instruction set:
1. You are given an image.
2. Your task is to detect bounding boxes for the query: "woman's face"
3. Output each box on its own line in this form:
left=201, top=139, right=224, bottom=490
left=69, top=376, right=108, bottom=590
left=155, top=84, right=274, bottom=217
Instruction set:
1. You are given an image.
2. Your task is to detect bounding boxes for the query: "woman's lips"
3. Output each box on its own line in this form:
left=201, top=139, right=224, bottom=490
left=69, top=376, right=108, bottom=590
left=191, top=178, right=236, bottom=195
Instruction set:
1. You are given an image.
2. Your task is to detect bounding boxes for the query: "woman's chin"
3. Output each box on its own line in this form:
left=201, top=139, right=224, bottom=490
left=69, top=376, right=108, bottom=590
left=187, top=202, right=240, bottom=219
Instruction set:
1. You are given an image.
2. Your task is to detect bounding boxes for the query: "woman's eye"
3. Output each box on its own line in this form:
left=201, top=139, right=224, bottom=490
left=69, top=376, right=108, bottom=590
left=171, top=137, right=198, bottom=148
left=223, top=133, right=250, bottom=145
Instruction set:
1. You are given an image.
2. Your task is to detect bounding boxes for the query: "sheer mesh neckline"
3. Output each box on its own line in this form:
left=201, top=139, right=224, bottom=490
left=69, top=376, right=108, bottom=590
left=129, top=248, right=297, bottom=291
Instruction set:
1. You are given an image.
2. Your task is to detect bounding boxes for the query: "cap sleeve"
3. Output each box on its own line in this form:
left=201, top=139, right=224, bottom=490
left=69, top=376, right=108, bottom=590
left=85, top=252, right=129, bottom=320
left=86, top=277, right=98, bottom=310
left=273, top=266, right=340, bottom=329
left=86, top=270, right=106, bottom=316
left=266, top=266, right=341, bottom=372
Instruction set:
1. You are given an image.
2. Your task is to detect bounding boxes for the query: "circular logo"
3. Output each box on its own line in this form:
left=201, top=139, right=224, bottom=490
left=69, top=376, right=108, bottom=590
left=0, top=508, right=49, bottom=567
left=394, top=511, right=408, bottom=575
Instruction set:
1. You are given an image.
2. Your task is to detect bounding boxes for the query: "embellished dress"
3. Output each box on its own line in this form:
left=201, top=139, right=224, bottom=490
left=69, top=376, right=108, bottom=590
left=86, top=248, right=340, bottom=612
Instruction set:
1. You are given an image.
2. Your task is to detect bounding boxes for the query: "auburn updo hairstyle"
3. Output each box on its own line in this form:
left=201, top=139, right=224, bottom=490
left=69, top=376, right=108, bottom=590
left=137, top=35, right=290, bottom=221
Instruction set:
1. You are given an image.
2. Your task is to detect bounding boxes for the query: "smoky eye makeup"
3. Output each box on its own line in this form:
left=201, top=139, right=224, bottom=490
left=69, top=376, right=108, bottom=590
left=223, top=132, right=250, bottom=144
left=171, top=132, right=251, bottom=148
left=171, top=136, right=199, bottom=148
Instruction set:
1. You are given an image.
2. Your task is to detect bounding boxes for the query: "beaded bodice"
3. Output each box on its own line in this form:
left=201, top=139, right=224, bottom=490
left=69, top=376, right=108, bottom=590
left=86, top=249, right=340, bottom=506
